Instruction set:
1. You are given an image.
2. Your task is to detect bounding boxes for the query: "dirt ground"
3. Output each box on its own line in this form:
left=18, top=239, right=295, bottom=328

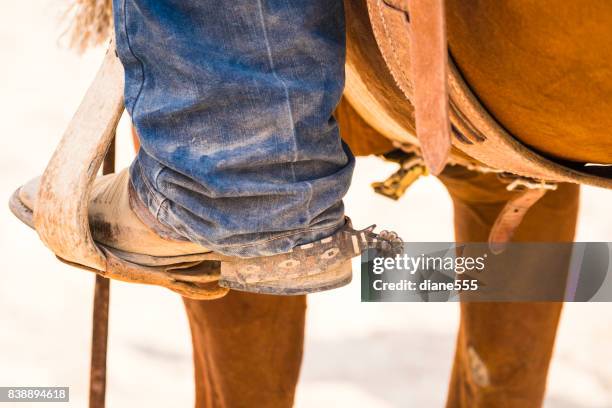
left=1, top=2, right=612, bottom=407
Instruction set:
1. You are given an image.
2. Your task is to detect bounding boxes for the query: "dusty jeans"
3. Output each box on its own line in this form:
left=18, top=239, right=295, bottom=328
left=179, top=99, right=579, bottom=407
left=113, top=0, right=352, bottom=257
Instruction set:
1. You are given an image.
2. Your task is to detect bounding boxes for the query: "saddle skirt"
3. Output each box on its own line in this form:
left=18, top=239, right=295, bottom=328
left=345, top=0, right=612, bottom=189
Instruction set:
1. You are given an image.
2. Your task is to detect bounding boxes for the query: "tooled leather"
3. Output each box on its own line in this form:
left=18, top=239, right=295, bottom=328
left=364, top=0, right=612, bottom=189
left=369, top=0, right=450, bottom=175
left=367, top=0, right=414, bottom=98
left=448, top=62, right=612, bottom=189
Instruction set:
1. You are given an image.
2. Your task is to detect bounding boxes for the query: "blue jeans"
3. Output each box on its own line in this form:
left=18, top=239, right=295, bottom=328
left=113, top=0, right=353, bottom=257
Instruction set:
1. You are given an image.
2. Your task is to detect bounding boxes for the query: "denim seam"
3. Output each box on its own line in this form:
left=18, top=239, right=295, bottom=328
left=217, top=222, right=341, bottom=249
left=255, top=0, right=314, bottom=221
left=152, top=165, right=167, bottom=191
left=155, top=199, right=173, bottom=228
left=155, top=199, right=170, bottom=220
left=151, top=166, right=170, bottom=219
left=255, top=0, right=298, bottom=163
left=122, top=0, right=146, bottom=115
left=135, top=159, right=165, bottom=216
left=160, top=213, right=343, bottom=249
left=137, top=158, right=340, bottom=249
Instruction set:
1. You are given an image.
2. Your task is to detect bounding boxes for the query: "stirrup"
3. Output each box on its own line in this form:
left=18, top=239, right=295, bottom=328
left=8, top=42, right=400, bottom=299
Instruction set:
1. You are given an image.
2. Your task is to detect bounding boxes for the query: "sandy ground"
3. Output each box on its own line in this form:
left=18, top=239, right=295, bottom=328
left=1, top=2, right=612, bottom=407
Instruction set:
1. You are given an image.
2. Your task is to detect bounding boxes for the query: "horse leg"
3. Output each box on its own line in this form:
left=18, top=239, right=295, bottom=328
left=182, top=292, right=306, bottom=408
left=440, top=167, right=579, bottom=408
left=127, top=126, right=305, bottom=407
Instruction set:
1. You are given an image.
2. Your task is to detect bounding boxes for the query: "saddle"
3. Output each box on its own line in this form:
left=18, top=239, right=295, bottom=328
left=344, top=0, right=612, bottom=251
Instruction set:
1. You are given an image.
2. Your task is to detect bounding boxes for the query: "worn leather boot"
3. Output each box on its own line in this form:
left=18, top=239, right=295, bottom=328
left=19, top=169, right=211, bottom=263
left=12, top=165, right=400, bottom=295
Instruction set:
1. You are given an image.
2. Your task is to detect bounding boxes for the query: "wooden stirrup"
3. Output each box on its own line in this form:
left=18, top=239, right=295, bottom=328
left=25, top=41, right=228, bottom=300
left=33, top=42, right=124, bottom=271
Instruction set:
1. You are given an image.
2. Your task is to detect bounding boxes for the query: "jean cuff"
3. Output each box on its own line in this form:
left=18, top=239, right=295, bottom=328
left=128, top=155, right=346, bottom=258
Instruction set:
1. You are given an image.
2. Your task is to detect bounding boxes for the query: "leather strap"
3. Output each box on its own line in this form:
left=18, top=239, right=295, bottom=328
left=355, top=0, right=612, bottom=189
left=407, top=0, right=451, bottom=174
left=488, top=188, right=548, bottom=254
left=383, top=0, right=409, bottom=11
left=366, top=0, right=450, bottom=175
left=89, top=143, right=114, bottom=408
left=448, top=60, right=612, bottom=189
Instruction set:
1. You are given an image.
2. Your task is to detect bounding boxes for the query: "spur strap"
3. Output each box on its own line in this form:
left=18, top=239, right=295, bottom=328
left=220, top=220, right=402, bottom=288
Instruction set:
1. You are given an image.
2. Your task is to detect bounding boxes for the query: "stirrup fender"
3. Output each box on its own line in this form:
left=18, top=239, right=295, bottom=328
left=33, top=42, right=125, bottom=271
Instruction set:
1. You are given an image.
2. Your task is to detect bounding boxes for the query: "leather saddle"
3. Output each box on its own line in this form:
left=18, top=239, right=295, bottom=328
left=344, top=0, right=612, bottom=250
left=345, top=0, right=612, bottom=188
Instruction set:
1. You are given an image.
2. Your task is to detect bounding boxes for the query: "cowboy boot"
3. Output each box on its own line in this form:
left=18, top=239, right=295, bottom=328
left=12, top=167, right=400, bottom=296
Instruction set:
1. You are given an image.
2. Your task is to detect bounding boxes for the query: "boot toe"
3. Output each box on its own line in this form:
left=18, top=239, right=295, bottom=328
left=19, top=176, right=41, bottom=210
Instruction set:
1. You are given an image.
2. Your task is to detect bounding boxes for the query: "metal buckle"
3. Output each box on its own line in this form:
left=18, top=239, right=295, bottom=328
left=372, top=151, right=429, bottom=200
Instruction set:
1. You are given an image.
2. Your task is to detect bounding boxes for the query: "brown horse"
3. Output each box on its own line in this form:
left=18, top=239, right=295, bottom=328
left=17, top=1, right=611, bottom=407
left=340, top=1, right=612, bottom=407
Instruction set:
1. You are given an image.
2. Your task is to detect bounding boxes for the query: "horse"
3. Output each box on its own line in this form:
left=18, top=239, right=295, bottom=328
left=9, top=1, right=612, bottom=407
left=339, top=1, right=612, bottom=406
